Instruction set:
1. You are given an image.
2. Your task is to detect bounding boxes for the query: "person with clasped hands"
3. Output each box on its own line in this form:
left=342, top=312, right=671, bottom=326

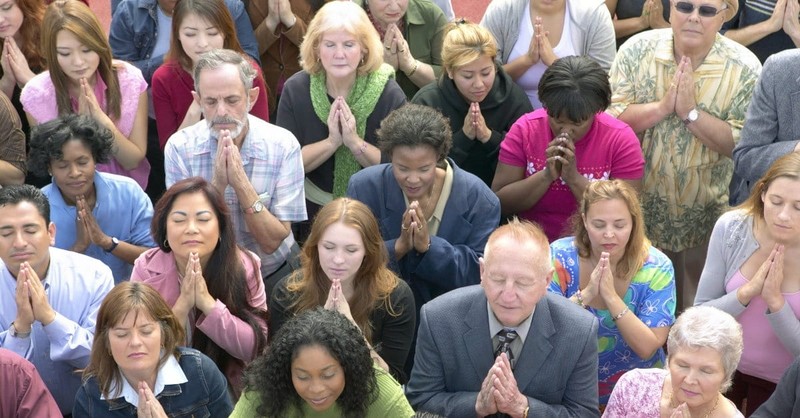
left=0, top=184, right=114, bottom=415
left=406, top=219, right=600, bottom=417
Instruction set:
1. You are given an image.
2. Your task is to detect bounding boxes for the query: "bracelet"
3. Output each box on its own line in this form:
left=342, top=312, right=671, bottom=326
left=575, top=289, right=585, bottom=308
left=353, top=142, right=367, bottom=156
left=406, top=60, right=420, bottom=77
left=523, top=406, right=530, bottom=418
left=612, top=307, right=630, bottom=322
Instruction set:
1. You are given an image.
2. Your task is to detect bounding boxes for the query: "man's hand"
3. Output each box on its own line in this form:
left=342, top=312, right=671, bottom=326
left=475, top=359, right=499, bottom=416
left=492, top=353, right=529, bottom=417
left=22, top=262, right=55, bottom=326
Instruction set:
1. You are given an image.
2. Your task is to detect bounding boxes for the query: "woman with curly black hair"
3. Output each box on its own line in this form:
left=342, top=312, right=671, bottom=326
left=231, top=308, right=414, bottom=417
left=28, top=113, right=155, bottom=283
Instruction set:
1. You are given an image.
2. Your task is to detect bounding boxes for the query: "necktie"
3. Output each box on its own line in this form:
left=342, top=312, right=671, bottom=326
left=494, top=328, right=518, bottom=362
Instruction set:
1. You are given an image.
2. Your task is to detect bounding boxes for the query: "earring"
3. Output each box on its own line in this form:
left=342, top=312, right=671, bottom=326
left=163, top=239, right=170, bottom=249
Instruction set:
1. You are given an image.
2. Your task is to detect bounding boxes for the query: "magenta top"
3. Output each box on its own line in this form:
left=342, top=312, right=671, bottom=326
left=498, top=109, right=644, bottom=241
left=20, top=61, right=150, bottom=188
left=130, top=247, right=268, bottom=392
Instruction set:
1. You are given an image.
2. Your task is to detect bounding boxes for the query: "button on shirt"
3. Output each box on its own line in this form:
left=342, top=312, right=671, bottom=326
left=487, top=302, right=533, bottom=368
left=164, top=115, right=307, bottom=277
left=0, top=248, right=114, bottom=414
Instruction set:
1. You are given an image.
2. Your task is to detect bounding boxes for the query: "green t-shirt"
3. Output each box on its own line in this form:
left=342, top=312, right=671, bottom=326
left=230, top=365, right=414, bottom=417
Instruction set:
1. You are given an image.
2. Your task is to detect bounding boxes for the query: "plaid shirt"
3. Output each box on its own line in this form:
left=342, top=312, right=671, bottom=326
left=165, top=115, right=307, bottom=276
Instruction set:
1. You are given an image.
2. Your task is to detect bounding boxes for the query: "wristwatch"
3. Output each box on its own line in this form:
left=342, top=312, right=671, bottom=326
left=10, top=321, right=31, bottom=338
left=683, top=108, right=699, bottom=125
left=244, top=200, right=265, bottom=214
left=104, top=236, right=120, bottom=253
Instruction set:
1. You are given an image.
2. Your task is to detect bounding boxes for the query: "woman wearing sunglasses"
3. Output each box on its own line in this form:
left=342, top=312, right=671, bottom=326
left=607, top=0, right=761, bottom=310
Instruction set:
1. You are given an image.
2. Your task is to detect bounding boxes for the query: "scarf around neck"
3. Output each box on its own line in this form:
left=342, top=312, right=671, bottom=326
left=309, top=63, right=395, bottom=197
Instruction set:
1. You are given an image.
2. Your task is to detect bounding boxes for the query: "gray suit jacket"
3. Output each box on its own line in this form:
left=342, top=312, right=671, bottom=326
left=406, top=285, right=600, bottom=417
left=730, top=49, right=800, bottom=205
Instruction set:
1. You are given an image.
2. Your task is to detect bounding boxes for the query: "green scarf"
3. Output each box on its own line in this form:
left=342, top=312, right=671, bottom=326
left=310, top=63, right=395, bottom=197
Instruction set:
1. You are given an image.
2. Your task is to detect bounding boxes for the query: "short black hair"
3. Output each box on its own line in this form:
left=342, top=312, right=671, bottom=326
left=0, top=185, right=51, bottom=224
left=28, top=114, right=114, bottom=178
left=242, top=308, right=377, bottom=417
left=538, top=55, right=611, bottom=123
left=377, top=104, right=452, bottom=163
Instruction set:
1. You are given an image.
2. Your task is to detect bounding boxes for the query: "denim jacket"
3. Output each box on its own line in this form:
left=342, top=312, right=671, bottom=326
left=109, top=0, right=260, bottom=84
left=72, top=347, right=233, bottom=418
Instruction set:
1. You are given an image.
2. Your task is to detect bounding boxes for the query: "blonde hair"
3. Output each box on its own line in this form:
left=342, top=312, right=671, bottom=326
left=441, top=19, right=497, bottom=73
left=573, top=180, right=649, bottom=282
left=41, top=1, right=121, bottom=119
left=299, top=1, right=383, bottom=76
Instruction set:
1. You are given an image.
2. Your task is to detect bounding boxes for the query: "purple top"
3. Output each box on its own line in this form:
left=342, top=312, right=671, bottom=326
left=20, top=60, right=150, bottom=188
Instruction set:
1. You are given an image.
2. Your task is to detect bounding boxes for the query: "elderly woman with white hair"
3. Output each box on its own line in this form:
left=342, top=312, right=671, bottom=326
left=603, top=306, right=744, bottom=418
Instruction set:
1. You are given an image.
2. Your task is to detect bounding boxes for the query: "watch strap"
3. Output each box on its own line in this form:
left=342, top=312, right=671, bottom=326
left=104, top=237, right=119, bottom=253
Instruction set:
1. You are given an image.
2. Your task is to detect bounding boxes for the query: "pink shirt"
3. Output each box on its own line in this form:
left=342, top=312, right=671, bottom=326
left=130, top=247, right=268, bottom=391
left=20, top=61, right=150, bottom=188
left=499, top=109, right=644, bottom=241
left=726, top=270, right=800, bottom=382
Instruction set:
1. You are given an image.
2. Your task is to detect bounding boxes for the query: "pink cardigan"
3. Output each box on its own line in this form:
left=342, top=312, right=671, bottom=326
left=130, top=247, right=267, bottom=391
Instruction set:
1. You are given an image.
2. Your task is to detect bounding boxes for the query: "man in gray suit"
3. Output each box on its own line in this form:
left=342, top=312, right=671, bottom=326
left=406, top=219, right=600, bottom=417
left=731, top=49, right=800, bottom=205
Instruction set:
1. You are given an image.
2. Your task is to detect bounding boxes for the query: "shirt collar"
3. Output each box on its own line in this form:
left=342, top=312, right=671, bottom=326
left=103, top=354, right=188, bottom=405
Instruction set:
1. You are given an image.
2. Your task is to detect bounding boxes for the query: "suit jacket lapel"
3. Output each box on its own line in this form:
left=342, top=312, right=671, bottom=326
left=513, top=297, right=555, bottom=390
left=463, top=293, right=494, bottom=382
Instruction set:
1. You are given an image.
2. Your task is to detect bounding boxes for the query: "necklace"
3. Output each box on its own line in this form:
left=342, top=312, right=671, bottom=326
left=669, top=390, right=721, bottom=418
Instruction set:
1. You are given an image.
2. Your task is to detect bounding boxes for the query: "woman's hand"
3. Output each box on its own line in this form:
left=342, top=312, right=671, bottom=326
left=736, top=245, right=776, bottom=306
left=71, top=209, right=91, bottom=254
left=4, top=37, right=34, bottom=86
left=536, top=22, right=557, bottom=67
left=326, top=98, right=344, bottom=149
left=762, top=244, right=786, bottom=313
left=76, top=195, right=112, bottom=250
left=545, top=133, right=573, bottom=182
left=382, top=26, right=400, bottom=70
left=470, top=103, right=491, bottom=143
left=324, top=278, right=356, bottom=325
left=595, top=253, right=621, bottom=304
left=552, top=134, right=579, bottom=185
left=78, top=78, right=103, bottom=119
left=394, top=205, right=415, bottom=259
left=388, top=25, right=415, bottom=74
left=137, top=382, right=168, bottom=418
left=0, top=40, right=17, bottom=94
left=336, top=99, right=361, bottom=151
left=525, top=17, right=541, bottom=65
left=173, top=255, right=197, bottom=327
left=189, top=252, right=216, bottom=314
left=408, top=201, right=430, bottom=253
left=660, top=67, right=681, bottom=117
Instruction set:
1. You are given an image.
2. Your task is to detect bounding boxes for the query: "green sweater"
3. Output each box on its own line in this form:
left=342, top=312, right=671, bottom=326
left=230, top=365, right=415, bottom=417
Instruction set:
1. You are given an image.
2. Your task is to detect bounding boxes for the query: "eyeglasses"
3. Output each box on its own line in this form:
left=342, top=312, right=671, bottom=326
left=673, top=1, right=726, bottom=17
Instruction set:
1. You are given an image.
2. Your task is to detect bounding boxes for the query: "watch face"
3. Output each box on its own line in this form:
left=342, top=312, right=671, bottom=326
left=253, top=201, right=264, bottom=213
left=689, top=109, right=699, bottom=121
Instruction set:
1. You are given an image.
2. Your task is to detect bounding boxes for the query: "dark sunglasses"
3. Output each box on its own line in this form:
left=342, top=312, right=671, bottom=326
left=673, top=1, right=726, bottom=17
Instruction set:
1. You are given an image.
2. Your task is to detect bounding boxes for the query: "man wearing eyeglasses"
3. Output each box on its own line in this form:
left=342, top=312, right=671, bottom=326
left=606, top=0, right=761, bottom=310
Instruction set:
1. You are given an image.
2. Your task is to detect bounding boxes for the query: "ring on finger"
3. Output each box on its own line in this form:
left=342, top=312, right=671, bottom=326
left=417, top=224, right=423, bottom=231
left=385, top=45, right=391, bottom=50
left=401, top=223, right=409, bottom=230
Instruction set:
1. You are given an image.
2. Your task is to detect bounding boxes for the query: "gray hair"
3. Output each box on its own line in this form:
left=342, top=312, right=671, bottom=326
left=193, top=49, right=256, bottom=94
left=667, top=306, right=743, bottom=392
